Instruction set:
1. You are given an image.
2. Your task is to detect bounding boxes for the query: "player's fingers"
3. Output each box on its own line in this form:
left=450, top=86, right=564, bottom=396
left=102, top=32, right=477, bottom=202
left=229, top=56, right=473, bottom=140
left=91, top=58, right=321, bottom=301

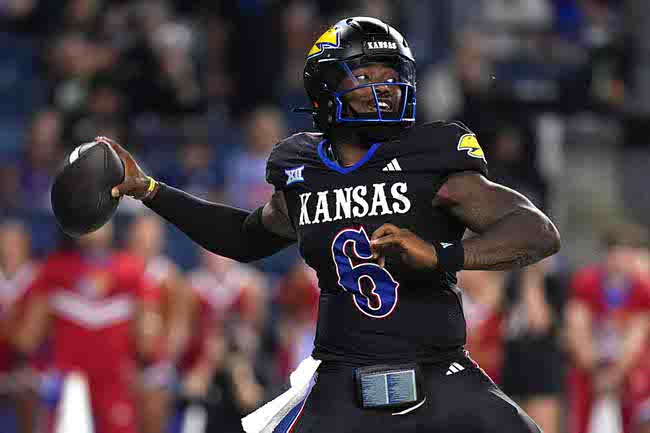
left=95, top=136, right=118, bottom=147
left=111, top=181, right=131, bottom=198
left=370, top=234, right=401, bottom=250
left=371, top=223, right=400, bottom=241
left=377, top=255, right=386, bottom=268
left=96, top=136, right=129, bottom=159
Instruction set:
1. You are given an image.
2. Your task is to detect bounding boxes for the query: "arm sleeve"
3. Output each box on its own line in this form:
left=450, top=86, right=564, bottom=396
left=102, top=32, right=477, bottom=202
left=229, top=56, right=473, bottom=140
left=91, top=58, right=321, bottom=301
left=143, top=183, right=295, bottom=263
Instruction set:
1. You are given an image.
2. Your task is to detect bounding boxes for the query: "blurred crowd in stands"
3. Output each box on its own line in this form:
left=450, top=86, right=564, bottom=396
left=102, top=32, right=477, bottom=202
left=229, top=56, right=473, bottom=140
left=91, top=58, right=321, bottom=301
left=0, top=0, right=648, bottom=433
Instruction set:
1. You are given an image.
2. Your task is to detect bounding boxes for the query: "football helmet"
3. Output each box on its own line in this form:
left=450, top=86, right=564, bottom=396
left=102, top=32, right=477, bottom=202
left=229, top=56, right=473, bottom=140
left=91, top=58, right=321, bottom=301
left=303, top=17, right=416, bottom=133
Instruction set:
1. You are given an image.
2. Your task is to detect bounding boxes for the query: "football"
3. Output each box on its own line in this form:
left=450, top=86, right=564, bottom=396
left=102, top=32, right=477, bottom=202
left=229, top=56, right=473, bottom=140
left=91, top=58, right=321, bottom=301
left=51, top=140, right=125, bottom=238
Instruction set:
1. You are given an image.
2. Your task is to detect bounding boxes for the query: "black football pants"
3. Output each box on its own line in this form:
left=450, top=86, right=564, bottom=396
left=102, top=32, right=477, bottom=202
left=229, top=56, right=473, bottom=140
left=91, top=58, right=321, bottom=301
left=290, top=356, right=542, bottom=433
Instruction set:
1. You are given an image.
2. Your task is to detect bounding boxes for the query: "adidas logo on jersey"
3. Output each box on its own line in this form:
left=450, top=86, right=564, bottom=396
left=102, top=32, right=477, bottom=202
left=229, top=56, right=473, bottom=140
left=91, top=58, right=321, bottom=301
left=382, top=159, right=402, bottom=172
left=446, top=362, right=465, bottom=376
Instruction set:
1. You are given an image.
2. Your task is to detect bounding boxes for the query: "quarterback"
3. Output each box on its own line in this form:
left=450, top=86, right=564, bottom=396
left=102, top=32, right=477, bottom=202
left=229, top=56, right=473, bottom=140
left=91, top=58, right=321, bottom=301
left=106, top=17, right=560, bottom=433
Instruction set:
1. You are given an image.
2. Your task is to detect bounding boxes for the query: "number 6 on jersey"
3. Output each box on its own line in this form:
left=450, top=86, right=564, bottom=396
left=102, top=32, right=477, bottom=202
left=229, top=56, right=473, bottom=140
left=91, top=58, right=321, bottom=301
left=331, top=227, right=400, bottom=318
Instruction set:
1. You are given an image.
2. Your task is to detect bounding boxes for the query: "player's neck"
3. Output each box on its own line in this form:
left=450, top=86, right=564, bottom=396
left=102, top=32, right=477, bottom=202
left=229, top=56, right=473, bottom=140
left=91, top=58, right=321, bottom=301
left=330, top=129, right=374, bottom=168
left=335, top=141, right=370, bottom=167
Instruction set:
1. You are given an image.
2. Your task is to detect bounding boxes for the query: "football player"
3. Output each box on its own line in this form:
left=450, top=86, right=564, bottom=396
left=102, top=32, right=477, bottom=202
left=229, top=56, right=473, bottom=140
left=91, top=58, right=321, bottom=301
left=16, top=223, right=161, bottom=433
left=106, top=16, right=560, bottom=433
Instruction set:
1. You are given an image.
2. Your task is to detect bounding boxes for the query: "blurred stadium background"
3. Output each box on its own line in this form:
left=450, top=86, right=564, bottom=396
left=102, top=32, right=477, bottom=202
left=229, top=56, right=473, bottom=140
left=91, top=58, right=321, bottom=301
left=0, top=1, right=648, bottom=433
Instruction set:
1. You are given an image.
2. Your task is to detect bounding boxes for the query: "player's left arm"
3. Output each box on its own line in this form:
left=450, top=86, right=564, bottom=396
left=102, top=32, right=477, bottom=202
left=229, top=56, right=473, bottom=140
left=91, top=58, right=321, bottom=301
left=371, top=172, right=560, bottom=271
left=434, top=171, right=561, bottom=270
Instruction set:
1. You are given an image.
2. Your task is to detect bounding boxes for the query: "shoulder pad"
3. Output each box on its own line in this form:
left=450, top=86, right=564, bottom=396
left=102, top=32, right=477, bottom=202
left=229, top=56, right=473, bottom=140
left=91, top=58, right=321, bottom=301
left=398, top=121, right=488, bottom=177
left=266, top=132, right=323, bottom=190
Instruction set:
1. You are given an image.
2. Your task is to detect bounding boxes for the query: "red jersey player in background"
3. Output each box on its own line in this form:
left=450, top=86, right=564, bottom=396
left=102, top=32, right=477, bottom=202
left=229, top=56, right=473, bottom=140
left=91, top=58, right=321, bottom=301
left=185, top=250, right=267, bottom=432
left=456, top=269, right=506, bottom=384
left=274, top=261, right=319, bottom=382
left=566, top=222, right=650, bottom=433
left=126, top=214, right=191, bottom=433
left=0, top=221, right=39, bottom=433
left=14, top=222, right=161, bottom=433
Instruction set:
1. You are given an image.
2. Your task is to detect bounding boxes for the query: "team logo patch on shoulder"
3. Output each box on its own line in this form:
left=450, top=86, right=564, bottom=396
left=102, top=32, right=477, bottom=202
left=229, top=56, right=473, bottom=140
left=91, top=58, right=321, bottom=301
left=308, top=27, right=340, bottom=59
left=285, top=165, right=305, bottom=185
left=457, top=134, right=485, bottom=161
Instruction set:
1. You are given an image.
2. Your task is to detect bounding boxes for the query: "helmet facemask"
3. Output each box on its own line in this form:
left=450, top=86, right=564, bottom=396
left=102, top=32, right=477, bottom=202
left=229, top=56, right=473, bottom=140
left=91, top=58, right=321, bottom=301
left=332, top=55, right=416, bottom=126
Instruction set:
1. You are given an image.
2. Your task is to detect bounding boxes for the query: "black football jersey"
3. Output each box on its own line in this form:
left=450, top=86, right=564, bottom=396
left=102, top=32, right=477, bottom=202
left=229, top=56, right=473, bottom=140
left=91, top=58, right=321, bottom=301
left=266, top=121, right=488, bottom=365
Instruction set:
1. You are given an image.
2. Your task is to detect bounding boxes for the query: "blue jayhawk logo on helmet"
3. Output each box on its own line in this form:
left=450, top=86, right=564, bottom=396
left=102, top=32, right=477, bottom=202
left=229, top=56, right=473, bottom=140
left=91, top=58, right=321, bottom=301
left=308, top=27, right=340, bottom=59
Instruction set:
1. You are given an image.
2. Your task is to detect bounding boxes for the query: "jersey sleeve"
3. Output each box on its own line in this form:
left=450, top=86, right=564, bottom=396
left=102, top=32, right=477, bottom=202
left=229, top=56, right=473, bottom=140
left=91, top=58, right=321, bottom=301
left=265, top=150, right=285, bottom=192
left=408, top=121, right=489, bottom=179
left=266, top=136, right=297, bottom=191
left=266, top=132, right=321, bottom=191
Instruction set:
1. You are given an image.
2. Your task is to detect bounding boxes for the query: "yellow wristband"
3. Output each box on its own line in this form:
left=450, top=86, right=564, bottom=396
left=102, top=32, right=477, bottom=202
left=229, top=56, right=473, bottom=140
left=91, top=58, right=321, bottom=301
left=141, top=176, right=157, bottom=201
left=147, top=176, right=156, bottom=194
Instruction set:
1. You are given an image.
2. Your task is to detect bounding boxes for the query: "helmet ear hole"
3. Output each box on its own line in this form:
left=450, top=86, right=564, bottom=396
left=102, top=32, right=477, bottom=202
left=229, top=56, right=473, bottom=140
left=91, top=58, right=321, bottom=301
left=316, top=93, right=335, bottom=129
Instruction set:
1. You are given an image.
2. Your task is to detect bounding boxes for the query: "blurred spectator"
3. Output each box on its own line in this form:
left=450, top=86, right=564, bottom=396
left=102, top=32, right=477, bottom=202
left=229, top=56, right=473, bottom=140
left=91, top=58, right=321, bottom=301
left=188, top=250, right=269, bottom=433
left=14, top=223, right=161, bottom=433
left=418, top=29, right=499, bottom=126
left=224, top=106, right=286, bottom=209
left=157, top=131, right=223, bottom=200
left=0, top=221, right=39, bottom=433
left=65, top=76, right=127, bottom=147
left=126, top=214, right=189, bottom=433
left=0, top=165, right=22, bottom=217
left=274, top=1, right=320, bottom=134
left=0, top=0, right=64, bottom=35
left=483, top=0, right=552, bottom=30
left=489, top=124, right=547, bottom=209
left=127, top=214, right=190, bottom=366
left=170, top=260, right=226, bottom=433
left=274, top=261, right=319, bottom=382
left=203, top=13, right=233, bottom=107
left=121, top=0, right=204, bottom=116
left=61, top=0, right=100, bottom=34
left=565, top=221, right=650, bottom=433
left=18, top=109, right=64, bottom=211
left=457, top=269, right=506, bottom=384
left=189, top=250, right=269, bottom=338
left=203, top=330, right=266, bottom=433
left=501, top=258, right=566, bottom=433
left=47, top=33, right=118, bottom=114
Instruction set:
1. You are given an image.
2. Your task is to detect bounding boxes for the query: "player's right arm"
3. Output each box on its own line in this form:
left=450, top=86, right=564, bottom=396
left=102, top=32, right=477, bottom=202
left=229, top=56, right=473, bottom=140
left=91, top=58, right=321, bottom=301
left=100, top=137, right=296, bottom=263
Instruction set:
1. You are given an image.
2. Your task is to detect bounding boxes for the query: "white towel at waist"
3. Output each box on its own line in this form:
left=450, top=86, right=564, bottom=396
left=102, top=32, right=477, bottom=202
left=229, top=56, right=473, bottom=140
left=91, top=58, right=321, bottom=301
left=241, top=356, right=321, bottom=433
